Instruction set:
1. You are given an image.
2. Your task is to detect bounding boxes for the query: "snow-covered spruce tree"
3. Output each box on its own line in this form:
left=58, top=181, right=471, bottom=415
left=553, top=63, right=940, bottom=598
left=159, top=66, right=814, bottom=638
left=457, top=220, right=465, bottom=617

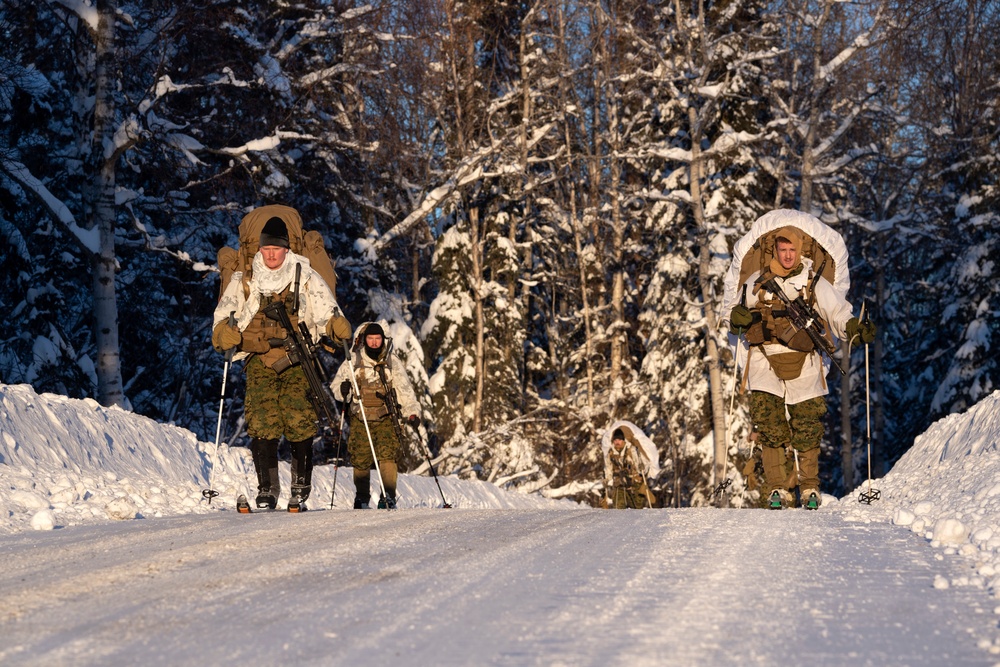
left=2, top=0, right=414, bottom=436
left=621, top=0, right=778, bottom=503
left=920, top=0, right=1000, bottom=422
left=835, top=0, right=1000, bottom=466
left=761, top=0, right=900, bottom=491
left=421, top=208, right=540, bottom=487
left=0, top=0, right=130, bottom=406
left=0, top=5, right=96, bottom=397
left=390, top=1, right=555, bottom=490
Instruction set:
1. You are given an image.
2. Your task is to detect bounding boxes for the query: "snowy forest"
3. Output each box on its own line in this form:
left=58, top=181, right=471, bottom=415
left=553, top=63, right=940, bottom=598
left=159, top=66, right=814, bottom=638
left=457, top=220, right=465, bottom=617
left=0, top=0, right=997, bottom=508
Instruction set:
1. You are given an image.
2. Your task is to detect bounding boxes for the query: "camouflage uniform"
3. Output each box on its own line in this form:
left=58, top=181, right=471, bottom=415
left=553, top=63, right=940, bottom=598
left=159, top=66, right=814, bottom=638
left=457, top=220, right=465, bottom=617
left=604, top=425, right=650, bottom=509
left=245, top=355, right=316, bottom=442
left=736, top=227, right=853, bottom=507
left=213, top=245, right=343, bottom=508
left=750, top=391, right=826, bottom=504
left=331, top=323, right=420, bottom=508
left=605, top=441, right=651, bottom=509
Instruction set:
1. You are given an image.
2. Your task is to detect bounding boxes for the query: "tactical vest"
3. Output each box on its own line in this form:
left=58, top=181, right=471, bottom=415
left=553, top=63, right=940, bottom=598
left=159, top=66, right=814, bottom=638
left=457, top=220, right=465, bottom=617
left=609, top=447, right=643, bottom=489
left=240, top=288, right=301, bottom=370
left=354, top=363, right=391, bottom=421
left=746, top=275, right=822, bottom=354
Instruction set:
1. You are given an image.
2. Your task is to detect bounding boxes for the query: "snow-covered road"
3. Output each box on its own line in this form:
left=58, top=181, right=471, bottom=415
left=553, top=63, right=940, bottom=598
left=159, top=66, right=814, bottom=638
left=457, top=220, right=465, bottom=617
left=0, top=507, right=994, bottom=666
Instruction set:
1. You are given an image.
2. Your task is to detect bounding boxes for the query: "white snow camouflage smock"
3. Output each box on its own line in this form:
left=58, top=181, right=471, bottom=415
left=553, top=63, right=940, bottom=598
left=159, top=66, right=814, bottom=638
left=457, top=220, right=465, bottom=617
left=738, top=257, right=853, bottom=405
left=213, top=250, right=342, bottom=363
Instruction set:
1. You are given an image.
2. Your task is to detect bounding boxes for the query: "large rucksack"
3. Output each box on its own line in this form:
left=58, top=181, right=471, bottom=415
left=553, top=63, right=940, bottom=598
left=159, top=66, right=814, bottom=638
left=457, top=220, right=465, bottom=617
left=217, top=204, right=337, bottom=301
left=723, top=209, right=850, bottom=317
left=736, top=225, right=839, bottom=296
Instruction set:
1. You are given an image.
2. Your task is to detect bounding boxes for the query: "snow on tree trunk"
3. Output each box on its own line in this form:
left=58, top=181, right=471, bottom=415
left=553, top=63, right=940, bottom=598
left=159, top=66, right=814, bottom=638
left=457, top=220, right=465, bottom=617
left=91, top=0, right=124, bottom=408
left=687, top=104, right=727, bottom=489
left=470, top=207, right=485, bottom=434
left=608, top=101, right=626, bottom=388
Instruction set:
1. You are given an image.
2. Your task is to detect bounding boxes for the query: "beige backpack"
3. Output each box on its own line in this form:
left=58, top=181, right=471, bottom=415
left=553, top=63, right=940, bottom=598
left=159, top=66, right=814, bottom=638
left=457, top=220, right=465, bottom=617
left=217, top=204, right=337, bottom=301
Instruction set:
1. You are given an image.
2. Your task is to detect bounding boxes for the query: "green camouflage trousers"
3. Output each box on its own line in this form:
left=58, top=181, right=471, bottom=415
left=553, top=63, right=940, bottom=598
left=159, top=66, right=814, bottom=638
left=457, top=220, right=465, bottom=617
left=244, top=356, right=317, bottom=442
left=750, top=392, right=826, bottom=453
left=609, top=485, right=649, bottom=509
left=347, top=414, right=400, bottom=469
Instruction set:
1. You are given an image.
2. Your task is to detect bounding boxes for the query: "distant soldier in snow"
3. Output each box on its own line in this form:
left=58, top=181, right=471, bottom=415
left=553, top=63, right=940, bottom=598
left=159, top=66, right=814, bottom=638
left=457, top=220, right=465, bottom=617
left=212, top=215, right=351, bottom=511
left=331, top=322, right=420, bottom=510
left=602, top=423, right=657, bottom=509
left=729, top=223, right=874, bottom=509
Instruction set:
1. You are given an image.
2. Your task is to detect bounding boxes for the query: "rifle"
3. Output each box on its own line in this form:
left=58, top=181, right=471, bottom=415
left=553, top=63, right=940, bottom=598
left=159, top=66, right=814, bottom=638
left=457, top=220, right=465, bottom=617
left=374, top=364, right=452, bottom=508
left=759, top=277, right=846, bottom=375
left=261, top=300, right=342, bottom=446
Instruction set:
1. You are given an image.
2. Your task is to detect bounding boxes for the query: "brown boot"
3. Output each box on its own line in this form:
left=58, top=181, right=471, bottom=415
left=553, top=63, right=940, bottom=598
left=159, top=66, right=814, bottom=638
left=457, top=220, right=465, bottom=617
left=760, top=446, right=787, bottom=496
left=797, top=447, right=820, bottom=491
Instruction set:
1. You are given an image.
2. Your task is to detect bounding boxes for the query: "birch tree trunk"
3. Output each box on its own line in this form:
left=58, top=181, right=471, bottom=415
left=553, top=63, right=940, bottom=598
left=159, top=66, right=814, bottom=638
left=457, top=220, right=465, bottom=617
left=470, top=207, right=485, bottom=433
left=607, top=92, right=626, bottom=387
left=675, top=0, right=728, bottom=489
left=91, top=0, right=124, bottom=408
left=557, top=3, right=595, bottom=411
left=688, top=108, right=727, bottom=488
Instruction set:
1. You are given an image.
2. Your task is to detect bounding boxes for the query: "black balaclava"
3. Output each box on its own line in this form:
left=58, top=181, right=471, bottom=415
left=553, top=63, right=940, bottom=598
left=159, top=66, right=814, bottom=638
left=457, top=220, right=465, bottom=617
left=363, top=322, right=385, bottom=360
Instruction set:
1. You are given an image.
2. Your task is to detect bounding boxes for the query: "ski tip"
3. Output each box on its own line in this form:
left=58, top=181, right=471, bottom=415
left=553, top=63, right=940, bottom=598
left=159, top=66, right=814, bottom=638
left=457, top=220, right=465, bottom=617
left=236, top=494, right=252, bottom=513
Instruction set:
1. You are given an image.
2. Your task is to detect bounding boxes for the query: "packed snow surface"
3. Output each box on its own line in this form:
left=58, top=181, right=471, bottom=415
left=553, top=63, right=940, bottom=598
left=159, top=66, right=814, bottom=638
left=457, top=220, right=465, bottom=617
left=3, top=383, right=1000, bottom=665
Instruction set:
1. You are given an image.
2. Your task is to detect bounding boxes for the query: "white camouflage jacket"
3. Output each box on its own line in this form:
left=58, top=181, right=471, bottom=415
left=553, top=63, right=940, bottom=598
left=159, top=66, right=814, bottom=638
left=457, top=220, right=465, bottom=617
left=739, top=257, right=854, bottom=404
left=331, top=341, right=420, bottom=421
left=213, top=250, right=341, bottom=363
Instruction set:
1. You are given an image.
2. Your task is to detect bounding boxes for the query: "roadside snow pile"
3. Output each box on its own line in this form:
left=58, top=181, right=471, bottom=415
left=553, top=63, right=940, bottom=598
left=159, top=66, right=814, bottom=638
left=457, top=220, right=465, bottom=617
left=838, top=389, right=1000, bottom=596
left=0, top=384, right=210, bottom=533
left=0, top=383, right=570, bottom=535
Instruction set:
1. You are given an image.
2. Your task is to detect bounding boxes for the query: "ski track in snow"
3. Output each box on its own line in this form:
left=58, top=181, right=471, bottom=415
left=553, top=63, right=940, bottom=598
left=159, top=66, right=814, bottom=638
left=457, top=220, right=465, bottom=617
left=0, top=508, right=995, bottom=667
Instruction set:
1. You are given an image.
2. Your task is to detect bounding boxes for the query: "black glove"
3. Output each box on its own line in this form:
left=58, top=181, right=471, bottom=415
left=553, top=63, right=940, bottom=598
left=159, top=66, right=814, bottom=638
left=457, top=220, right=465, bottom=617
left=729, top=305, right=753, bottom=335
left=846, top=317, right=876, bottom=344
left=407, top=415, right=420, bottom=430
left=340, top=380, right=352, bottom=400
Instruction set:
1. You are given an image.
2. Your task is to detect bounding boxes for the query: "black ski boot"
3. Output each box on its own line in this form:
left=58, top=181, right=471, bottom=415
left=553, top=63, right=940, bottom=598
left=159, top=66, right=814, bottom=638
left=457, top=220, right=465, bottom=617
left=288, top=440, right=313, bottom=513
left=255, top=492, right=277, bottom=510
left=377, top=493, right=397, bottom=510
left=250, top=438, right=281, bottom=509
left=354, top=494, right=371, bottom=510
left=288, top=484, right=311, bottom=513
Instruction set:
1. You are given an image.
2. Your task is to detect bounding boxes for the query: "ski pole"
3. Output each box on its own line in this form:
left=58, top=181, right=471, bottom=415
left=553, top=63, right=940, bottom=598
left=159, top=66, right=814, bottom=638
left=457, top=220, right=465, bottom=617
left=329, top=405, right=346, bottom=508
left=342, top=340, right=390, bottom=508
left=375, top=365, right=452, bottom=509
left=858, top=303, right=881, bottom=504
left=410, top=419, right=452, bottom=508
left=630, top=445, right=654, bottom=509
left=715, top=285, right=747, bottom=499
left=203, top=311, right=236, bottom=504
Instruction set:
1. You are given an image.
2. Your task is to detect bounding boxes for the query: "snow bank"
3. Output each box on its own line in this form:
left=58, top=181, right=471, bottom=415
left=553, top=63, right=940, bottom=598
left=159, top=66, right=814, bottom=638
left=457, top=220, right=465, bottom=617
left=837, top=389, right=1000, bottom=597
left=7, top=376, right=1000, bottom=604
left=0, top=383, right=571, bottom=535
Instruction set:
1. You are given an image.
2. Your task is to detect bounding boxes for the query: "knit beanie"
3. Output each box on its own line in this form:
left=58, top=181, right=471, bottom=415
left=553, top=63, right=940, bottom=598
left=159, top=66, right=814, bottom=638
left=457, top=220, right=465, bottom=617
left=259, top=216, right=290, bottom=249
